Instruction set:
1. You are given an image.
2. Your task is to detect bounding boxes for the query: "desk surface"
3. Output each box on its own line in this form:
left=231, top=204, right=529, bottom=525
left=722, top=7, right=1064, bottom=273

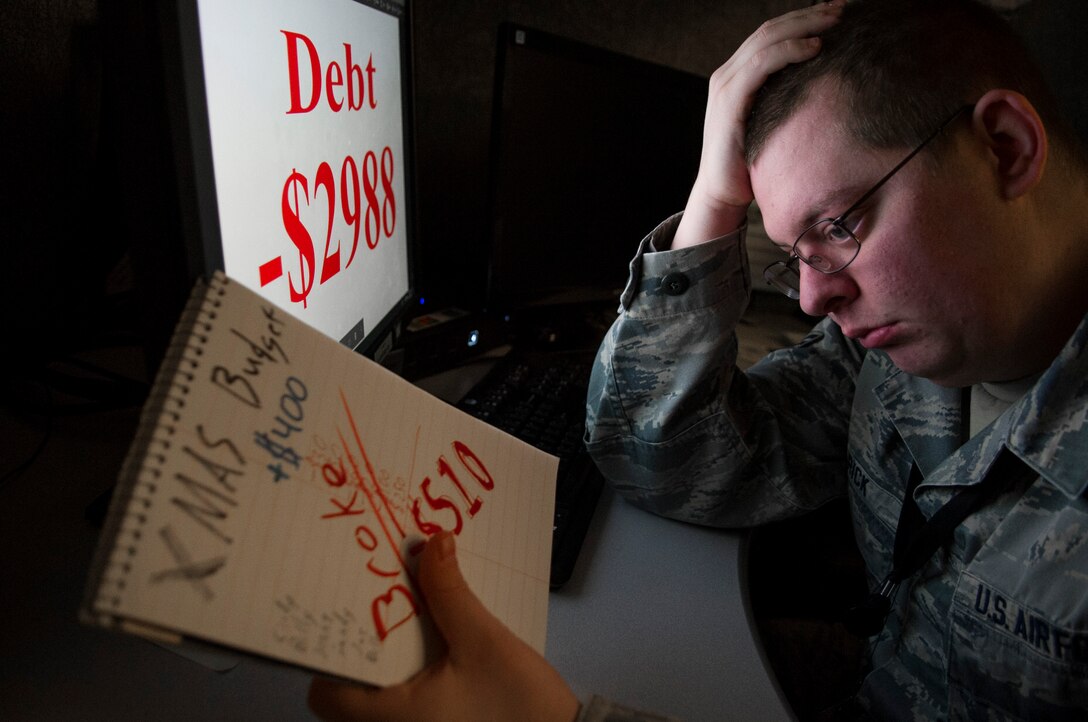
left=548, top=488, right=792, bottom=721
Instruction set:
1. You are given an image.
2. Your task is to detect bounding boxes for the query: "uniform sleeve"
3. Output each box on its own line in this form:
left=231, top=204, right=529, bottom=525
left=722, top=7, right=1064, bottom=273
left=585, top=213, right=866, bottom=527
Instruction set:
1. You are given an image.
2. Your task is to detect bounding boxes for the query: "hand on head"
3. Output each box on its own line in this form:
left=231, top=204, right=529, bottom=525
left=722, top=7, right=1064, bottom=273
left=673, top=0, right=844, bottom=249
left=308, top=532, right=579, bottom=722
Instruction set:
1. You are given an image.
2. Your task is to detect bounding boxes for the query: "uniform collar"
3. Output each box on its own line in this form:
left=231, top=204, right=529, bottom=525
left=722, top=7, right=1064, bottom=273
left=871, top=310, right=1088, bottom=500
left=871, top=361, right=964, bottom=479
left=1005, top=310, right=1088, bottom=500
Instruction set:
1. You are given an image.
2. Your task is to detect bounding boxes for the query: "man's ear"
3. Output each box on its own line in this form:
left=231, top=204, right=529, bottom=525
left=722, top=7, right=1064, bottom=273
left=972, top=89, right=1048, bottom=199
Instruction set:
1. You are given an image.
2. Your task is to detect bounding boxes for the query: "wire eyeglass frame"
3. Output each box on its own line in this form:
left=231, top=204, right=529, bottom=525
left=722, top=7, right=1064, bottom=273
left=762, top=104, right=974, bottom=300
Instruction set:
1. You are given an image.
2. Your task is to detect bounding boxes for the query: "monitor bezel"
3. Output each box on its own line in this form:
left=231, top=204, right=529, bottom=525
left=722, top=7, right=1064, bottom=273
left=482, top=22, right=706, bottom=315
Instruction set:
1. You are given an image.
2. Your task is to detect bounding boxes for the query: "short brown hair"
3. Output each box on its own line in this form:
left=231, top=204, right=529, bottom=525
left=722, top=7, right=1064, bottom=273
left=745, top=0, right=1081, bottom=168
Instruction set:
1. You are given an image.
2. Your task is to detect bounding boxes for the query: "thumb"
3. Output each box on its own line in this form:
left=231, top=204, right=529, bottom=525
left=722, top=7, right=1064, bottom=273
left=417, top=531, right=498, bottom=654
left=416, top=532, right=580, bottom=722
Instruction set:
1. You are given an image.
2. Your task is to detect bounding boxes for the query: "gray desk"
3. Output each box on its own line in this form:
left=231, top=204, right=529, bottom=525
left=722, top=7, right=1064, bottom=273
left=547, top=488, right=792, bottom=721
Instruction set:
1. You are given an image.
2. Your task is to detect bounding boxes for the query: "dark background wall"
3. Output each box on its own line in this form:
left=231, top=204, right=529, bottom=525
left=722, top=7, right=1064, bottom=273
left=407, top=0, right=818, bottom=310
left=1, top=0, right=1085, bottom=371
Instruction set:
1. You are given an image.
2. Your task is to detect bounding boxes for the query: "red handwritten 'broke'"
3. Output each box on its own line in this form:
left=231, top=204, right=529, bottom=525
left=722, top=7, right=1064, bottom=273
left=335, top=390, right=420, bottom=641
left=326, top=389, right=500, bottom=644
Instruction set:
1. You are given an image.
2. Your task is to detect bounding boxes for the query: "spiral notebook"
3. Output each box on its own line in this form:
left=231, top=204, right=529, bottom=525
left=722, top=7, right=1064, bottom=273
left=81, top=271, right=557, bottom=687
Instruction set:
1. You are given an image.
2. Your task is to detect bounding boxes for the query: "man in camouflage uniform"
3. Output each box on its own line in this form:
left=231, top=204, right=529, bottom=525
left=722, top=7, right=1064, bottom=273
left=585, top=0, right=1088, bottom=719
left=308, top=1, right=1087, bottom=720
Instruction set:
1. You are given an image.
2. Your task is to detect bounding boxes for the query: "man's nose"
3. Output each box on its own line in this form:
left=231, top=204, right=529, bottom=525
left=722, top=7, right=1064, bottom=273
left=798, top=262, right=859, bottom=317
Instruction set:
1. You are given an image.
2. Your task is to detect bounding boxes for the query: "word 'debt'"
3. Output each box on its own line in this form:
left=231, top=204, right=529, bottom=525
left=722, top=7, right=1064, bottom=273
left=282, top=30, right=377, bottom=114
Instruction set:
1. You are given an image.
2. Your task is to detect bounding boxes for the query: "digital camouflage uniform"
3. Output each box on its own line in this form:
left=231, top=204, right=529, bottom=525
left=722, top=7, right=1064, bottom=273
left=582, top=214, right=1088, bottom=721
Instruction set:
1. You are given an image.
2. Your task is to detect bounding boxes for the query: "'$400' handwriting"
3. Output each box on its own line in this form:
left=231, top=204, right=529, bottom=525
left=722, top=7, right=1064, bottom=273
left=319, top=389, right=495, bottom=643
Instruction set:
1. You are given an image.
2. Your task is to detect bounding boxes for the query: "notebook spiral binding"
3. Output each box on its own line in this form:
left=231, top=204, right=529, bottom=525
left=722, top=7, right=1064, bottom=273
left=80, top=273, right=229, bottom=625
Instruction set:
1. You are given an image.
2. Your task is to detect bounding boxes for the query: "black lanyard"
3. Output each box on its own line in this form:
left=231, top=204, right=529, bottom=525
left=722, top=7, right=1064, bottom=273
left=844, top=448, right=1037, bottom=638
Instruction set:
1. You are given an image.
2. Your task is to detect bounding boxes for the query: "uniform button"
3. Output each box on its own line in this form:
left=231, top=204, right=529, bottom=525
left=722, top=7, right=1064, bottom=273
left=661, top=272, right=690, bottom=296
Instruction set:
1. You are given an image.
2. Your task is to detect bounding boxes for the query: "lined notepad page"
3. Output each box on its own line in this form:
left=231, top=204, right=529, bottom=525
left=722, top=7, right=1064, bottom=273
left=87, top=272, right=557, bottom=686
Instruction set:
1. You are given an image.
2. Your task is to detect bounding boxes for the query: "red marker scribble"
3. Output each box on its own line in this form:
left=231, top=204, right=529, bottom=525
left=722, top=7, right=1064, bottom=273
left=337, top=389, right=409, bottom=555
left=322, top=388, right=499, bottom=646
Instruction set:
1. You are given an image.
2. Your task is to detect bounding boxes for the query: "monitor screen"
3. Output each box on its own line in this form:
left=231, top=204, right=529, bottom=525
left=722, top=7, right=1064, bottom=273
left=173, top=0, right=415, bottom=357
left=485, top=24, right=706, bottom=311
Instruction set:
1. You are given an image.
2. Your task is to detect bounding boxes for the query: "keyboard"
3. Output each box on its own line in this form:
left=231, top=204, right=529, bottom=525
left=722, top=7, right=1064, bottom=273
left=457, top=349, right=604, bottom=589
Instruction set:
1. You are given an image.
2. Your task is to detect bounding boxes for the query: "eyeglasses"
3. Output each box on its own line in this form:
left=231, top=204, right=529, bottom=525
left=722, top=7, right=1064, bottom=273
left=762, top=104, right=974, bottom=300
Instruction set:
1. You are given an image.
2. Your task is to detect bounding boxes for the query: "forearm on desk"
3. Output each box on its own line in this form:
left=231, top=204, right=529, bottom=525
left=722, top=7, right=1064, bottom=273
left=586, top=214, right=859, bottom=526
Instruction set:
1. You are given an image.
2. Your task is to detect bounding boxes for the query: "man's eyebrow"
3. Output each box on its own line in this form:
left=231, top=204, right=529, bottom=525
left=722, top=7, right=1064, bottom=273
left=794, top=183, right=870, bottom=232
left=756, top=181, right=869, bottom=251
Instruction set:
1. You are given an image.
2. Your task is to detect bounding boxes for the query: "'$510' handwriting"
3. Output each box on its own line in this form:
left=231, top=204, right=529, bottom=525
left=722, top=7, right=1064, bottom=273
left=320, top=391, right=494, bottom=642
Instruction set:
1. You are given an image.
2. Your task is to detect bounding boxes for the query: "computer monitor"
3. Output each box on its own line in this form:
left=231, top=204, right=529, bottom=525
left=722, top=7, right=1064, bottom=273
left=484, top=24, right=706, bottom=312
left=166, top=0, right=416, bottom=360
